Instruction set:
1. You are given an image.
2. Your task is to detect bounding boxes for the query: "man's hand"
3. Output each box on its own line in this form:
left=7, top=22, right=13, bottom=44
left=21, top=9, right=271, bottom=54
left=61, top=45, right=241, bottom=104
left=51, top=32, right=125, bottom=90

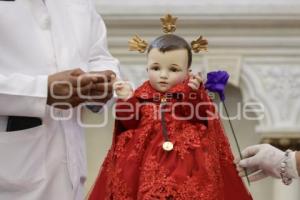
left=236, top=144, right=298, bottom=182
left=87, top=70, right=116, bottom=104
left=47, top=68, right=94, bottom=109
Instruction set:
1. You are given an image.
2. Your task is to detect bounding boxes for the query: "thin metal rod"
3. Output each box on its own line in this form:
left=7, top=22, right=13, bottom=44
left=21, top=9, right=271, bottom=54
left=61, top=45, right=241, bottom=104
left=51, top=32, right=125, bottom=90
left=222, top=101, right=251, bottom=186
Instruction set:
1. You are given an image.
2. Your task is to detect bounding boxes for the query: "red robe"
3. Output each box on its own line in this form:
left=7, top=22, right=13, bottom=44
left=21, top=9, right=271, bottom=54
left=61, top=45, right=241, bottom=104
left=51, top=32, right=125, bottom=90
left=89, top=80, right=253, bottom=200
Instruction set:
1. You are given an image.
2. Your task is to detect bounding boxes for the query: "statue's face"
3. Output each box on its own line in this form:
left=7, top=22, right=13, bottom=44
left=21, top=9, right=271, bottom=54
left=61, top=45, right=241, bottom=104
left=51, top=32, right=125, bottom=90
left=147, top=48, right=189, bottom=92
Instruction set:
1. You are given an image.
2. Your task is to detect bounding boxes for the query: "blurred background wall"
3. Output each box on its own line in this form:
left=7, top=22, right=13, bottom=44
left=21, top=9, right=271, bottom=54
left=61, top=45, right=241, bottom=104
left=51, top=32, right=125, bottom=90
left=84, top=0, right=300, bottom=199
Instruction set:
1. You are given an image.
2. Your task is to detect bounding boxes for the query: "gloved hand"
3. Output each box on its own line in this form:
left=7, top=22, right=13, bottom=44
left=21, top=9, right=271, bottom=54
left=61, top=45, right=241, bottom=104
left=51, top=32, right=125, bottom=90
left=236, top=144, right=298, bottom=182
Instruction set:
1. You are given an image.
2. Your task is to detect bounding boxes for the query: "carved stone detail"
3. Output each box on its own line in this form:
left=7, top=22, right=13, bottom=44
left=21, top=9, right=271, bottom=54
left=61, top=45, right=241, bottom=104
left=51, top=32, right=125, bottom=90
left=240, top=58, right=300, bottom=137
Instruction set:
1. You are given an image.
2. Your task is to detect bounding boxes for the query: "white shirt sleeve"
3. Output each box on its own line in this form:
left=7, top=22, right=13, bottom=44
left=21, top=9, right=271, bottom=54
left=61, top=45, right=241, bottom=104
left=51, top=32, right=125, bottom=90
left=85, top=6, right=121, bottom=113
left=0, top=73, right=48, bottom=117
left=87, top=8, right=121, bottom=78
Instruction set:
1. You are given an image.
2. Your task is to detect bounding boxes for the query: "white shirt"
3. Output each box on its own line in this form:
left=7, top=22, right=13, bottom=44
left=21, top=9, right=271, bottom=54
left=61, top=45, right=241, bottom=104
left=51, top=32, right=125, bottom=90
left=0, top=0, right=120, bottom=199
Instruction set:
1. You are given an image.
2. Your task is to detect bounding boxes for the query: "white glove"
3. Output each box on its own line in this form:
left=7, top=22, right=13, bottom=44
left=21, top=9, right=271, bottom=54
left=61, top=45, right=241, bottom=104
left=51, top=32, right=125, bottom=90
left=236, top=144, right=298, bottom=182
left=113, top=80, right=133, bottom=100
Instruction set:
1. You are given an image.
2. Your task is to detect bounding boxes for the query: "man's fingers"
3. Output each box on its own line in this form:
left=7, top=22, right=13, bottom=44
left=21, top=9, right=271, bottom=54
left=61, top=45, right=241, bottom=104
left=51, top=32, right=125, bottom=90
left=71, top=71, right=102, bottom=87
left=102, top=70, right=116, bottom=79
left=234, top=156, right=240, bottom=164
left=238, top=166, right=260, bottom=177
left=93, top=82, right=113, bottom=93
left=89, top=73, right=108, bottom=83
left=89, top=86, right=113, bottom=100
left=67, top=74, right=94, bottom=88
left=74, top=82, right=93, bottom=96
left=52, top=96, right=84, bottom=109
left=74, top=74, right=95, bottom=87
left=69, top=96, right=85, bottom=107
left=110, top=73, right=116, bottom=81
left=89, top=70, right=116, bottom=83
left=239, top=156, right=259, bottom=168
left=68, top=75, right=92, bottom=88
left=241, top=144, right=262, bottom=159
left=237, top=144, right=266, bottom=175
left=248, top=170, right=268, bottom=182
left=70, top=68, right=85, bottom=76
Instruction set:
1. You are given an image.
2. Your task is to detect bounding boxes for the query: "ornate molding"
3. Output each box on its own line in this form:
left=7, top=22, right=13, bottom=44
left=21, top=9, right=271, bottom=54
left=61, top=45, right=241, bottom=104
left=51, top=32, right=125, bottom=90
left=261, top=137, right=300, bottom=151
left=204, top=56, right=242, bottom=86
left=96, top=1, right=300, bottom=141
left=240, top=57, right=300, bottom=136
left=96, top=0, right=300, bottom=18
left=99, top=12, right=300, bottom=67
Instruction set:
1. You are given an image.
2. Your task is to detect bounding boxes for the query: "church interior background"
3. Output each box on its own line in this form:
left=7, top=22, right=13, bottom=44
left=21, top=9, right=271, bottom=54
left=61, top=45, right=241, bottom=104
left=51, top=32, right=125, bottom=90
left=83, top=0, right=300, bottom=199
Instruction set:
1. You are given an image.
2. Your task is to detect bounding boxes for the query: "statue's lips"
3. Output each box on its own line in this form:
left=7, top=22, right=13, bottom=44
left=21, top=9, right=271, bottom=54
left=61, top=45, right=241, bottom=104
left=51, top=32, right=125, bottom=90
left=158, top=81, right=168, bottom=86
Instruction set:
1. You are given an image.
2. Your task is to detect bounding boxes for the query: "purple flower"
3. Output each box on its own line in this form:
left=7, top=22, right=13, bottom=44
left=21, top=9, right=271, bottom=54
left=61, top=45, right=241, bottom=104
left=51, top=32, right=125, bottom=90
left=205, top=71, right=229, bottom=101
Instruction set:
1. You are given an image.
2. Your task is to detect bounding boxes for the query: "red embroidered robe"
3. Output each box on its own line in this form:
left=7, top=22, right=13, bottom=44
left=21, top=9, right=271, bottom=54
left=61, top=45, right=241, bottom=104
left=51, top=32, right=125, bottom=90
left=89, top=80, right=253, bottom=200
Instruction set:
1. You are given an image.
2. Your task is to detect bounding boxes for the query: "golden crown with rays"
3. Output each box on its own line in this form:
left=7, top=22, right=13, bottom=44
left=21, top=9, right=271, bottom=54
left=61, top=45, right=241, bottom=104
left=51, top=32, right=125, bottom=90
left=128, top=14, right=208, bottom=54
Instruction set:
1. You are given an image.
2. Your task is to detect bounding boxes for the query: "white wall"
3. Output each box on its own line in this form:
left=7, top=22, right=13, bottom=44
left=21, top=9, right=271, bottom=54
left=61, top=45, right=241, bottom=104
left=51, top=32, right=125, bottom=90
left=83, top=108, right=114, bottom=196
left=222, top=85, right=273, bottom=199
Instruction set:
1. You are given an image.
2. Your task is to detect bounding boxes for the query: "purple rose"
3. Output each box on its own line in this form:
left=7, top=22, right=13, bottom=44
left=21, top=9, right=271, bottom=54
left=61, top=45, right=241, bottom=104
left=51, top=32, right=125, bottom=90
left=205, top=71, right=229, bottom=101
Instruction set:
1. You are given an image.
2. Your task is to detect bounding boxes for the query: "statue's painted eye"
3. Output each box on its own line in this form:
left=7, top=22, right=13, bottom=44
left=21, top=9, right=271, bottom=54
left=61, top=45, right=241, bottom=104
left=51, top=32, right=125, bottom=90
left=151, top=66, right=160, bottom=71
left=170, top=67, right=180, bottom=72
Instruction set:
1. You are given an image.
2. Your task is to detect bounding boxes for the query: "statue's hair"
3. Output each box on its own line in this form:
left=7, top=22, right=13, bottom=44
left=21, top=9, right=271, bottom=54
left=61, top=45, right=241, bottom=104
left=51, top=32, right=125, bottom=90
left=147, top=34, right=192, bottom=68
